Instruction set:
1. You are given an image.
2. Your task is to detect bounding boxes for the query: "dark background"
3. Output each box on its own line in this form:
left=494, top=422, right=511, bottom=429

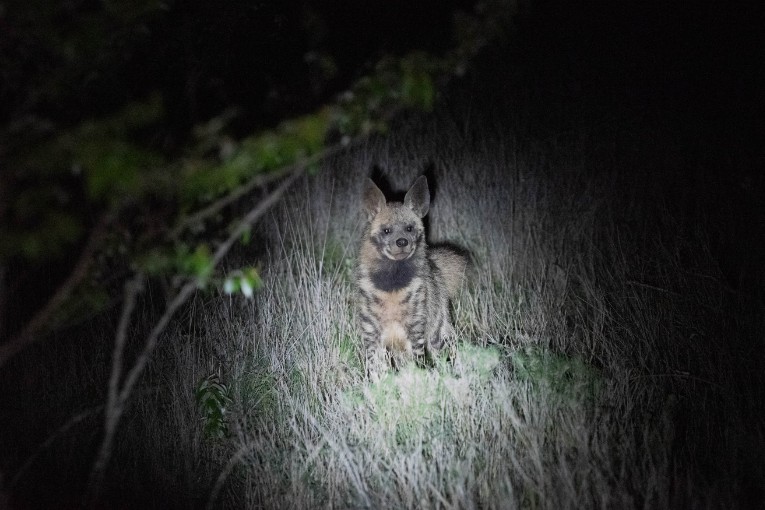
left=2, top=0, right=762, bottom=172
left=1, top=0, right=474, bottom=141
left=2, top=0, right=764, bottom=507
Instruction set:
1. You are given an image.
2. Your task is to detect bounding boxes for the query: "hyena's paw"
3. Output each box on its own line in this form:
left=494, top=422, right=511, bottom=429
left=389, top=348, right=416, bottom=372
left=411, top=337, right=428, bottom=357
left=431, top=321, right=456, bottom=352
left=429, top=336, right=461, bottom=373
left=365, top=349, right=388, bottom=383
left=429, top=334, right=446, bottom=352
left=446, top=343, right=462, bottom=373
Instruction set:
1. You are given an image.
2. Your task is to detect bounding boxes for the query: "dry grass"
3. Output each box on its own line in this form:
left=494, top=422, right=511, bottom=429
left=103, top=105, right=759, bottom=508
left=3, top=99, right=762, bottom=509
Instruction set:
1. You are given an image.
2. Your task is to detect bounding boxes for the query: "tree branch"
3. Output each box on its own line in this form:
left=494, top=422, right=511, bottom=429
left=170, top=140, right=350, bottom=239
left=85, top=273, right=144, bottom=505
left=86, top=166, right=305, bottom=506
left=10, top=405, right=104, bottom=488
left=0, top=215, right=110, bottom=368
left=170, top=164, right=293, bottom=239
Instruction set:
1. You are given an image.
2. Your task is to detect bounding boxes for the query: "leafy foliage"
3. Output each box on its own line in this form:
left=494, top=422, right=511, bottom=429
left=195, top=374, right=233, bottom=440
left=0, top=1, right=519, bottom=503
left=0, top=0, right=516, bottom=362
left=223, top=267, right=262, bottom=298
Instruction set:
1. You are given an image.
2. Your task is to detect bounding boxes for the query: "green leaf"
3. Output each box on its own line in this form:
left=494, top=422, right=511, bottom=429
left=242, top=267, right=262, bottom=292
left=293, top=110, right=330, bottom=154
left=136, top=246, right=175, bottom=275
left=222, top=267, right=262, bottom=298
left=401, top=69, right=435, bottom=111
left=138, top=242, right=214, bottom=284
left=252, top=133, right=283, bottom=170
left=306, top=160, right=321, bottom=176
left=184, top=244, right=213, bottom=285
left=240, top=226, right=252, bottom=245
left=223, top=277, right=239, bottom=295
left=195, top=374, right=233, bottom=440
left=179, top=159, right=218, bottom=206
left=240, top=278, right=254, bottom=298
left=78, top=139, right=163, bottom=201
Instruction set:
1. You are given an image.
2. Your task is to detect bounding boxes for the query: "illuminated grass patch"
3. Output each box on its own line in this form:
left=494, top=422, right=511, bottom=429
left=345, top=343, right=500, bottom=432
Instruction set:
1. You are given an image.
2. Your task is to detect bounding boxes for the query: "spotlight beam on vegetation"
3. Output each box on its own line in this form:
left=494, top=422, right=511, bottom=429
left=0, top=2, right=518, bottom=504
left=0, top=1, right=511, bottom=370
left=85, top=162, right=304, bottom=503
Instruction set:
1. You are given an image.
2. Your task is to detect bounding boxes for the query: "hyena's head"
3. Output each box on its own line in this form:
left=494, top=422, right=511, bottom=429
left=363, top=176, right=430, bottom=261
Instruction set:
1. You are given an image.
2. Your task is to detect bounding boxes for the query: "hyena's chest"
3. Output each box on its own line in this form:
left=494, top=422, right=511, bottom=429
left=368, top=286, right=417, bottom=352
left=359, top=254, right=427, bottom=353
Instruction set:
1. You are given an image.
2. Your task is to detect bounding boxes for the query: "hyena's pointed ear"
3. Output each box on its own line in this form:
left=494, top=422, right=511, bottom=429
left=363, top=178, right=387, bottom=221
left=404, top=175, right=430, bottom=218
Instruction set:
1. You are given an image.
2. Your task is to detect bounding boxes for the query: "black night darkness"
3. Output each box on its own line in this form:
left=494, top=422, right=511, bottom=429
left=1, top=0, right=763, bottom=508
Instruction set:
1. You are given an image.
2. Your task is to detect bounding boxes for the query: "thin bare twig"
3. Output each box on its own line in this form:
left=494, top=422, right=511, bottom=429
left=0, top=215, right=110, bottom=368
left=625, top=280, right=679, bottom=296
left=170, top=164, right=293, bottom=238
left=10, top=405, right=104, bottom=488
left=171, top=142, right=348, bottom=239
left=206, top=441, right=260, bottom=510
left=85, top=273, right=144, bottom=505
left=211, top=165, right=304, bottom=267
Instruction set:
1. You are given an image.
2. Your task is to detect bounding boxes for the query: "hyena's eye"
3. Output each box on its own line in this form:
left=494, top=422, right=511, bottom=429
left=383, top=228, right=390, bottom=235
left=406, top=225, right=413, bottom=232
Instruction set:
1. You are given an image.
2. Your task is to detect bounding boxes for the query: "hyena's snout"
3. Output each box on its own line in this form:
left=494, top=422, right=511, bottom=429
left=386, top=233, right=417, bottom=260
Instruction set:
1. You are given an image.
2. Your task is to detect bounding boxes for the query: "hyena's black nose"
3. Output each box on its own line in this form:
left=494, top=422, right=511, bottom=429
left=396, top=238, right=408, bottom=248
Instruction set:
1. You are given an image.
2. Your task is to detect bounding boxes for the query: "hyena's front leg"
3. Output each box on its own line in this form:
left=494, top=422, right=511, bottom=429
left=365, top=340, right=387, bottom=382
left=430, top=319, right=453, bottom=352
left=436, top=319, right=459, bottom=366
left=409, top=291, right=428, bottom=358
left=428, top=295, right=459, bottom=367
left=359, top=314, right=386, bottom=382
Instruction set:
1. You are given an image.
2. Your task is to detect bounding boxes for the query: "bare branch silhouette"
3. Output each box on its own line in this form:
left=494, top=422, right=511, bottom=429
left=0, top=215, right=110, bottom=368
left=86, top=167, right=304, bottom=505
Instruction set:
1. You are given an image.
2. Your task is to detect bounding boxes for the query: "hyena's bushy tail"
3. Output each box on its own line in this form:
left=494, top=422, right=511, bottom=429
left=431, top=246, right=469, bottom=298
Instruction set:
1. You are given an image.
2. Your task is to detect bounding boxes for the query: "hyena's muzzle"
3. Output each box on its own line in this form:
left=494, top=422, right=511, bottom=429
left=380, top=227, right=421, bottom=261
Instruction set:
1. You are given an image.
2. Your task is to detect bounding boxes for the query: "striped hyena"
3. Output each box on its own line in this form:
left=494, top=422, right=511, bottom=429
left=356, top=175, right=467, bottom=378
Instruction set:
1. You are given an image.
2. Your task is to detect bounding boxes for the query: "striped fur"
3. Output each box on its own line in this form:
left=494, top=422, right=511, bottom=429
left=356, top=176, right=467, bottom=378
